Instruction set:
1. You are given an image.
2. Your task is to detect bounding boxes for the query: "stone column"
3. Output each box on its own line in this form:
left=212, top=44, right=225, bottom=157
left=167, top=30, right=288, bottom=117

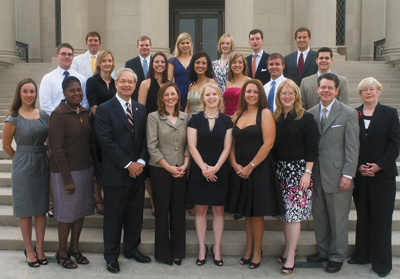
left=16, top=0, right=42, bottom=62
left=384, top=0, right=400, bottom=62
left=359, top=0, right=386, bottom=61
left=225, top=0, right=254, bottom=56
left=141, top=0, right=170, bottom=54
left=0, top=0, right=20, bottom=63
left=61, top=0, right=89, bottom=55
left=293, top=0, right=337, bottom=54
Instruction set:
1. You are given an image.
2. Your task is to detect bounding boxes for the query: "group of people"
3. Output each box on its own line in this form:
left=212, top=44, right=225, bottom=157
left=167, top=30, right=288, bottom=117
left=2, top=27, right=399, bottom=278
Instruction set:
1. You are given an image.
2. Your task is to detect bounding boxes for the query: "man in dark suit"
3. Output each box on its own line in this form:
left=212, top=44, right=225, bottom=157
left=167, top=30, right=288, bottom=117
left=300, top=47, right=349, bottom=109
left=283, top=27, right=318, bottom=86
left=246, top=29, right=270, bottom=85
left=95, top=68, right=150, bottom=273
left=125, top=36, right=152, bottom=101
left=307, top=73, right=359, bottom=273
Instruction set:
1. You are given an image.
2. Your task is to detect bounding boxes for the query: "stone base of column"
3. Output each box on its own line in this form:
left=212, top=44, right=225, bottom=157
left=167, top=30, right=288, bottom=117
left=359, top=55, right=374, bottom=61
left=234, top=46, right=252, bottom=57
left=28, top=57, right=43, bottom=63
left=150, top=47, right=171, bottom=57
left=0, top=49, right=21, bottom=64
left=384, top=46, right=400, bottom=63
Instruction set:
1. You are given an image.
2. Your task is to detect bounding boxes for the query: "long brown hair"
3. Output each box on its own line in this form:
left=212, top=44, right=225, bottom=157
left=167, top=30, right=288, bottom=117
left=148, top=52, right=169, bottom=83
left=235, top=79, right=267, bottom=117
left=273, top=79, right=305, bottom=121
left=93, top=50, right=115, bottom=77
left=157, top=82, right=181, bottom=116
left=227, top=53, right=248, bottom=81
left=9, top=78, right=37, bottom=117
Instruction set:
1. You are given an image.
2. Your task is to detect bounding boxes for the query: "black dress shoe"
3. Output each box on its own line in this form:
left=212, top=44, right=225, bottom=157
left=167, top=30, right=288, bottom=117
left=325, top=261, right=343, bottom=273
left=173, top=259, right=182, bottom=266
left=307, top=253, right=329, bottom=263
left=107, top=259, right=120, bottom=273
left=125, top=250, right=151, bottom=263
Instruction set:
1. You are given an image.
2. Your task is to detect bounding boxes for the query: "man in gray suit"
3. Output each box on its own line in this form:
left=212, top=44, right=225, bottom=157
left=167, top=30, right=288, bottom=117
left=307, top=73, right=359, bottom=273
left=300, top=47, right=349, bottom=109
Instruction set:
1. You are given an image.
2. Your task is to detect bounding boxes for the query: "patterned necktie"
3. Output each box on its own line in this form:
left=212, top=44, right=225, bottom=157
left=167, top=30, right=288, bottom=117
left=267, top=80, right=276, bottom=112
left=143, top=58, right=148, bottom=79
left=63, top=71, right=70, bottom=79
left=298, top=52, right=304, bottom=77
left=321, top=108, right=327, bottom=129
left=126, top=102, right=134, bottom=132
left=91, top=55, right=96, bottom=73
left=252, top=54, right=257, bottom=78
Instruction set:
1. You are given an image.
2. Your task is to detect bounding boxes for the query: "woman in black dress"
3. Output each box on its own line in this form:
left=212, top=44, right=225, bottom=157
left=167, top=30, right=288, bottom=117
left=86, top=50, right=116, bottom=215
left=349, top=77, right=400, bottom=277
left=226, top=79, right=284, bottom=269
left=138, top=52, right=169, bottom=216
left=272, top=79, right=318, bottom=275
left=187, top=83, right=233, bottom=266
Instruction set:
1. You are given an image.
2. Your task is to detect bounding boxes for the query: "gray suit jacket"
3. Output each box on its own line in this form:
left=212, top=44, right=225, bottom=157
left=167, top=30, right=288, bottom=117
left=146, top=111, right=190, bottom=168
left=300, top=73, right=350, bottom=110
left=308, top=100, right=359, bottom=193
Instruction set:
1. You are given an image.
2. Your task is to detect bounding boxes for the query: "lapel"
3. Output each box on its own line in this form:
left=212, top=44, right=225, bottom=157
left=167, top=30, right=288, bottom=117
left=134, top=57, right=145, bottom=80
left=84, top=52, right=93, bottom=77
left=291, top=52, right=299, bottom=80
left=131, top=99, right=142, bottom=142
left=356, top=105, right=366, bottom=142
left=321, top=100, right=340, bottom=135
left=301, top=50, right=314, bottom=78
left=256, top=52, right=267, bottom=77
left=111, top=97, right=135, bottom=138
left=159, top=112, right=185, bottom=129
left=365, top=102, right=384, bottom=140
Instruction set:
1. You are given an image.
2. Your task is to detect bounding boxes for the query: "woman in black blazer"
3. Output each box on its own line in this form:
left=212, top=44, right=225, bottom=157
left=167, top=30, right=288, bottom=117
left=349, top=77, right=400, bottom=277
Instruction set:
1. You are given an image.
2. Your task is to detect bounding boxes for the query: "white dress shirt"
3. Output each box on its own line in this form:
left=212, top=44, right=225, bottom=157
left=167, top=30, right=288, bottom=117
left=39, top=67, right=89, bottom=115
left=263, top=75, right=287, bottom=112
left=296, top=47, right=311, bottom=66
left=252, top=49, right=264, bottom=72
left=139, top=55, right=151, bottom=68
left=317, top=70, right=331, bottom=77
left=115, top=94, right=146, bottom=167
left=71, top=50, right=98, bottom=79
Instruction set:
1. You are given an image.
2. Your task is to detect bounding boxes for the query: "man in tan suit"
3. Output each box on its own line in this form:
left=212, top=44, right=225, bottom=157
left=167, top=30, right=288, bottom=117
left=300, top=47, right=349, bottom=109
left=306, top=73, right=359, bottom=273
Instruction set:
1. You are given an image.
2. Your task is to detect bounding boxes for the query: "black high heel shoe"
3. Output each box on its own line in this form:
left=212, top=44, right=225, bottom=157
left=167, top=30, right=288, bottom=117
left=240, top=252, right=253, bottom=265
left=249, top=250, right=263, bottom=269
left=24, top=249, right=40, bottom=268
left=34, top=247, right=48, bottom=265
left=196, top=245, right=208, bottom=266
left=211, top=245, right=223, bottom=266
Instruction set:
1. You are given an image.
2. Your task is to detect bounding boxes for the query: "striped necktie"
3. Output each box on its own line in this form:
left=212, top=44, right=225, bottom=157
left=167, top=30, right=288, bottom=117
left=321, top=108, right=327, bottom=130
left=126, top=102, right=134, bottom=132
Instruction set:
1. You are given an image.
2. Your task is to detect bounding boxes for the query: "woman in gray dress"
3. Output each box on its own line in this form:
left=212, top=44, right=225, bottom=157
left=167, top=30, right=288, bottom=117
left=49, top=76, right=98, bottom=269
left=2, top=78, right=50, bottom=267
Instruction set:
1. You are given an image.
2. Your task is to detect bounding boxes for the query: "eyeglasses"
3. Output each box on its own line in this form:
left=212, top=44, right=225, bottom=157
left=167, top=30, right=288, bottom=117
left=280, top=92, right=295, bottom=96
left=361, top=88, right=376, bottom=93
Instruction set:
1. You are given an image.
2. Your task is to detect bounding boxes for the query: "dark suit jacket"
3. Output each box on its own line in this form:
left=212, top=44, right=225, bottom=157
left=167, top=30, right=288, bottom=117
left=246, top=51, right=270, bottom=85
left=95, top=96, right=149, bottom=186
left=283, top=49, right=318, bottom=86
left=356, top=103, right=400, bottom=179
left=125, top=56, right=151, bottom=102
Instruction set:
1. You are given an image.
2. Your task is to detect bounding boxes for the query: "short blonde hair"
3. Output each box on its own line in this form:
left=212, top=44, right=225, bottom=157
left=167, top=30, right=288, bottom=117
left=200, top=83, right=223, bottom=110
left=273, top=79, right=305, bottom=121
left=172, top=32, right=193, bottom=57
left=357, top=77, right=382, bottom=95
left=217, top=34, right=235, bottom=53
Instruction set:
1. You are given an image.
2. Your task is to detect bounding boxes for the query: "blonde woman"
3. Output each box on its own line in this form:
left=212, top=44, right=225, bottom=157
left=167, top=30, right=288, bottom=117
left=168, top=32, right=193, bottom=111
left=213, top=34, right=235, bottom=93
left=186, top=83, right=233, bottom=266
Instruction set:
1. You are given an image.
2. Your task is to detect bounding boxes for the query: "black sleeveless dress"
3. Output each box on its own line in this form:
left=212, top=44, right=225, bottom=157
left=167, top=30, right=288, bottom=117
left=226, top=109, right=285, bottom=217
left=145, top=77, right=160, bottom=115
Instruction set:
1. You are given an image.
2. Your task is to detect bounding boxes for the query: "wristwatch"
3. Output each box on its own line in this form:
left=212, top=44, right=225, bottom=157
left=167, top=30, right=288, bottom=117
left=250, top=161, right=256, bottom=168
left=305, top=169, right=312, bottom=175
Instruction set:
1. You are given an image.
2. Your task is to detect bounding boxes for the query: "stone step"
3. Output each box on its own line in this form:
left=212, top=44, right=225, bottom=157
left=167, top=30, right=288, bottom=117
left=2, top=225, right=400, bottom=257
left=1, top=205, right=400, bottom=232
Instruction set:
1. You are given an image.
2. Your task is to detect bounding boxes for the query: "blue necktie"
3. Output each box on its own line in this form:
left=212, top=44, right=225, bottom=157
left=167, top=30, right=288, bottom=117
left=143, top=58, right=148, bottom=79
left=268, top=80, right=276, bottom=112
left=63, top=71, right=70, bottom=80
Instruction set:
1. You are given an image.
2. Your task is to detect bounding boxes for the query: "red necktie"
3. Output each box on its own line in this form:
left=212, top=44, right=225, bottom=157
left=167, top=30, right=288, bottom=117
left=298, top=53, right=304, bottom=77
left=252, top=54, right=257, bottom=78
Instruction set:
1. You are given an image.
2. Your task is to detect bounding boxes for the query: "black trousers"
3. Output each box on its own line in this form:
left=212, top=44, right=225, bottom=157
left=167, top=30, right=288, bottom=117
left=103, top=181, right=145, bottom=261
left=352, top=176, right=396, bottom=274
left=150, top=166, right=186, bottom=262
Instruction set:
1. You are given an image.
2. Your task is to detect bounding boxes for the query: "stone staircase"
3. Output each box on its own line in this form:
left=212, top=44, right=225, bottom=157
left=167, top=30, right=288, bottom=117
left=0, top=61, right=400, bottom=257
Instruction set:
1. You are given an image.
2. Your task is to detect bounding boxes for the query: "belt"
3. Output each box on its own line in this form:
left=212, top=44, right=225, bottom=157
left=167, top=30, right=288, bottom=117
left=16, top=144, right=49, bottom=153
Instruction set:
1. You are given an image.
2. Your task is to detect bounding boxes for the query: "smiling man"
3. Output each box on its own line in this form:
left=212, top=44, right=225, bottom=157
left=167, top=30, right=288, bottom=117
left=283, top=27, right=318, bottom=86
left=246, top=29, right=270, bottom=85
left=263, top=53, right=286, bottom=112
left=95, top=68, right=150, bottom=273
left=307, top=73, right=359, bottom=274
left=125, top=36, right=152, bottom=101
left=300, top=47, right=349, bottom=109
left=71, top=31, right=102, bottom=79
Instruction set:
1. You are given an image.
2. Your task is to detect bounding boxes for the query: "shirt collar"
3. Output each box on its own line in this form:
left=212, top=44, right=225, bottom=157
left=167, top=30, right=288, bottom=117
left=116, top=94, right=131, bottom=109
left=272, top=74, right=285, bottom=83
left=86, top=50, right=99, bottom=59
left=56, top=66, right=71, bottom=76
left=320, top=98, right=335, bottom=112
left=298, top=47, right=310, bottom=57
left=253, top=49, right=264, bottom=58
left=139, top=55, right=150, bottom=63
left=317, top=70, right=331, bottom=77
